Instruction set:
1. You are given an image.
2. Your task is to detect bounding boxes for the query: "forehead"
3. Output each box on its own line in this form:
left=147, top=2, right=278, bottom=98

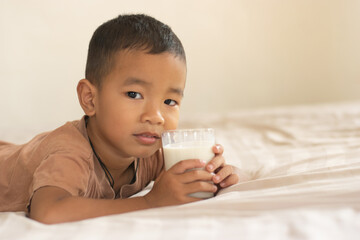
left=106, top=49, right=187, bottom=87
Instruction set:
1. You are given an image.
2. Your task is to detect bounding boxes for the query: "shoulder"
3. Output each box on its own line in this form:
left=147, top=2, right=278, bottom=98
left=44, top=117, right=91, bottom=155
left=31, top=117, right=95, bottom=196
left=27, top=117, right=93, bottom=170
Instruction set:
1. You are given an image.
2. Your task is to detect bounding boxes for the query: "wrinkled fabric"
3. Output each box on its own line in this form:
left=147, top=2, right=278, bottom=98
left=0, top=102, right=359, bottom=239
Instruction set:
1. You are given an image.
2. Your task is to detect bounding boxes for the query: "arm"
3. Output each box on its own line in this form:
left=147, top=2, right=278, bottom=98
left=30, top=159, right=216, bottom=224
left=29, top=186, right=150, bottom=224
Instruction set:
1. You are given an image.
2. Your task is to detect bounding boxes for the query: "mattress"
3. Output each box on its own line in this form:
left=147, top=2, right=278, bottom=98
left=1, top=101, right=359, bottom=239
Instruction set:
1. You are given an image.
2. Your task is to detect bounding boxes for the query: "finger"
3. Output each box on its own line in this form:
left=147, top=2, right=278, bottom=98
left=169, top=159, right=206, bottom=174
left=185, top=181, right=218, bottom=196
left=179, top=169, right=214, bottom=183
left=212, top=165, right=233, bottom=184
left=212, top=144, right=224, bottom=155
left=206, top=155, right=225, bottom=173
left=219, top=173, right=239, bottom=188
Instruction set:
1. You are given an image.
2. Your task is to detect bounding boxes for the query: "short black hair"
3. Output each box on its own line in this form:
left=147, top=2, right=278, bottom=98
left=85, top=14, right=186, bottom=88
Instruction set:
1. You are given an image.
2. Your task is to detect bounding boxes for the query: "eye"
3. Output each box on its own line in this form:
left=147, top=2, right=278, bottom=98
left=164, top=99, right=178, bottom=106
left=127, top=91, right=142, bottom=99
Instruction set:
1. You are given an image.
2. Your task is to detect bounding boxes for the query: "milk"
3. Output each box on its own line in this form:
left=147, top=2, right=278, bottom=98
left=163, top=141, right=215, bottom=198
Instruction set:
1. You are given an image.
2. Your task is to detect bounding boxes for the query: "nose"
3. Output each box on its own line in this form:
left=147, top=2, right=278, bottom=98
left=140, top=104, right=165, bottom=125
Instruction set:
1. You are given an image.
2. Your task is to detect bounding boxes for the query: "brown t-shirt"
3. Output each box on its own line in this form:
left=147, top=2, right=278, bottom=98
left=0, top=116, right=164, bottom=212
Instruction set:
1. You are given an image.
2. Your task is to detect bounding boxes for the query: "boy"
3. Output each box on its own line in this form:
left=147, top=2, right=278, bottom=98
left=0, top=14, right=241, bottom=224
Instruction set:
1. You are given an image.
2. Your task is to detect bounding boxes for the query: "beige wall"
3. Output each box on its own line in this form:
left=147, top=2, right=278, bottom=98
left=1, top=0, right=360, bottom=137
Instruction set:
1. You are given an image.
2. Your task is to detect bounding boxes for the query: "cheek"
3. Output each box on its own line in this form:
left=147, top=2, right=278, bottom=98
left=164, top=111, right=180, bottom=130
left=98, top=93, right=133, bottom=117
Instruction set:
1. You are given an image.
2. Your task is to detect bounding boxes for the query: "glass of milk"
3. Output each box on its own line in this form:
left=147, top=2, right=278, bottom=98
left=162, top=128, right=215, bottom=198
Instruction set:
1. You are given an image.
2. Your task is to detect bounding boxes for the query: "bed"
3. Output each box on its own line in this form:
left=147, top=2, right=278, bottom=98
left=1, top=101, right=359, bottom=239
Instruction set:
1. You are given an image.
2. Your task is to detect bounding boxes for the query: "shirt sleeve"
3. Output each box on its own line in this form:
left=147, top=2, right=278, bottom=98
left=30, top=150, right=92, bottom=197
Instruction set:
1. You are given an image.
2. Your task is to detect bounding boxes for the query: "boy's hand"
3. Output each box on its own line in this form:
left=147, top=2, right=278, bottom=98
left=206, top=144, right=240, bottom=191
left=144, top=159, right=217, bottom=208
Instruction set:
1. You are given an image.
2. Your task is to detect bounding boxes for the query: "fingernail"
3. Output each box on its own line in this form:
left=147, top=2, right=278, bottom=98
left=207, top=164, right=214, bottom=171
left=200, top=160, right=206, bottom=165
left=214, top=175, right=220, bottom=182
left=213, top=145, right=221, bottom=153
left=220, top=182, right=226, bottom=187
left=213, top=185, right=218, bottom=192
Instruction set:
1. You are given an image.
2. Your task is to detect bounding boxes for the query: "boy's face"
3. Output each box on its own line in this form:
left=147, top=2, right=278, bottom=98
left=90, top=50, right=186, bottom=159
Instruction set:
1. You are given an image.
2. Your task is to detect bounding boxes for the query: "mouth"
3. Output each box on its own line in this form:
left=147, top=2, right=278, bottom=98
left=133, top=132, right=161, bottom=145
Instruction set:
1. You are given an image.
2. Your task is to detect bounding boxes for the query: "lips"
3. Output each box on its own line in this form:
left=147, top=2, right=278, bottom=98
left=133, top=132, right=161, bottom=145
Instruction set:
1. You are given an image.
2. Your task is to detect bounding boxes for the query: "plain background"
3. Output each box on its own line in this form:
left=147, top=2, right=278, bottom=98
left=1, top=0, right=360, bottom=142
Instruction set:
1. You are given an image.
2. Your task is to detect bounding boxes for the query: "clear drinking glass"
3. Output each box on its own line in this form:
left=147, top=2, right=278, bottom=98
left=162, top=128, right=215, bottom=198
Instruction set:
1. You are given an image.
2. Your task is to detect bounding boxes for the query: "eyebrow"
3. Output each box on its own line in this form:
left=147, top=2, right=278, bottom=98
left=169, top=87, right=184, bottom=97
left=124, top=77, right=184, bottom=97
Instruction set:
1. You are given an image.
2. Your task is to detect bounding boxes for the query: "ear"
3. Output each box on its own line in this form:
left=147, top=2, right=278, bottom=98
left=77, top=79, right=97, bottom=116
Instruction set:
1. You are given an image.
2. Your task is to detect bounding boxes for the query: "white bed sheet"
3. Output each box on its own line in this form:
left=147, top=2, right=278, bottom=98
left=1, top=101, right=360, bottom=239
